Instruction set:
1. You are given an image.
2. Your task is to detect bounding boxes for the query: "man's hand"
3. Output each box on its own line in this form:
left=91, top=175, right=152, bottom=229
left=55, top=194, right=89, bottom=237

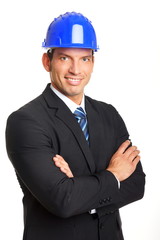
left=53, top=154, right=74, bottom=178
left=107, top=140, right=140, bottom=182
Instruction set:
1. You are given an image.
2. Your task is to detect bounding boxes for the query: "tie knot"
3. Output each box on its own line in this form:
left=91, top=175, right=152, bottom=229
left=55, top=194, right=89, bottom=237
left=74, top=107, right=86, bottom=119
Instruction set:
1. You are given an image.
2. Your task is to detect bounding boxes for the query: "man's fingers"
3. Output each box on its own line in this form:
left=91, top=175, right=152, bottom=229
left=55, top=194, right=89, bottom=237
left=117, top=140, right=131, bottom=154
left=108, top=140, right=141, bottom=181
left=54, top=154, right=65, bottom=162
left=117, top=141, right=140, bottom=161
left=132, top=155, right=141, bottom=169
left=54, top=159, right=62, bottom=167
left=60, top=167, right=73, bottom=178
left=128, top=149, right=140, bottom=162
left=53, top=155, right=74, bottom=178
left=53, top=155, right=68, bottom=166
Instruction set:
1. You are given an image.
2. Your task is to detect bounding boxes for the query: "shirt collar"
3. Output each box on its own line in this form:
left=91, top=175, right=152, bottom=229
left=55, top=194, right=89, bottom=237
left=50, top=84, right=86, bottom=114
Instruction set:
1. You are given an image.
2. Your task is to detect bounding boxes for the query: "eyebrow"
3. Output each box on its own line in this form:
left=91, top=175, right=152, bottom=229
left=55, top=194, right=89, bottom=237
left=82, top=55, right=93, bottom=58
left=57, top=52, right=93, bottom=58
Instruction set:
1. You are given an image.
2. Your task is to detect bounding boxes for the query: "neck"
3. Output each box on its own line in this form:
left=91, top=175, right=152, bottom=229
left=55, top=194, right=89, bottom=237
left=50, top=84, right=84, bottom=106
left=67, top=95, right=83, bottom=105
left=51, top=82, right=83, bottom=105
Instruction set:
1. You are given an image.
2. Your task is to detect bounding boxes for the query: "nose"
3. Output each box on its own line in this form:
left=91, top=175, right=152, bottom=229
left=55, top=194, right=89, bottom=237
left=69, top=60, right=81, bottom=75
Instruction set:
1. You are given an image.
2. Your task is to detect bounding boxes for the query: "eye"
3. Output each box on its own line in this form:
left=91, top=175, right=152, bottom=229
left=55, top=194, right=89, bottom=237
left=82, top=57, right=90, bottom=62
left=60, top=56, right=69, bottom=61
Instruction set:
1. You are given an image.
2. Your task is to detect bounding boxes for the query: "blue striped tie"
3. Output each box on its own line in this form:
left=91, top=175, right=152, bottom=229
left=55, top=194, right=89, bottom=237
left=73, top=107, right=89, bottom=143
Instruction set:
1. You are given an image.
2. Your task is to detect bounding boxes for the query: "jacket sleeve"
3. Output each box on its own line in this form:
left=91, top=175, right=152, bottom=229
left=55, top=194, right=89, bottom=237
left=6, top=105, right=145, bottom=219
left=96, top=105, right=146, bottom=217
left=6, top=110, right=124, bottom=218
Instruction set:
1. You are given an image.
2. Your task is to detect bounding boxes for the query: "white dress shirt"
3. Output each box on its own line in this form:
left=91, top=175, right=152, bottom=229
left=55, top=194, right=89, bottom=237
left=50, top=84, right=86, bottom=113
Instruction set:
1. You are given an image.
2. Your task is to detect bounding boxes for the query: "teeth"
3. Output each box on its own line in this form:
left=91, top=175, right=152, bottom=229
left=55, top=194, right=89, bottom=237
left=67, top=78, right=81, bottom=82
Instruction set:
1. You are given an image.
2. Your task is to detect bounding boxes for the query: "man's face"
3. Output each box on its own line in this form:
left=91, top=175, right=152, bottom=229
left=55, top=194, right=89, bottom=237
left=44, top=48, right=94, bottom=104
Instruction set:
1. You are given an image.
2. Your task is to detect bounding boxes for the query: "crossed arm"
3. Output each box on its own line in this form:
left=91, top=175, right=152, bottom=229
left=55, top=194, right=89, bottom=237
left=53, top=140, right=141, bottom=182
left=6, top=109, right=145, bottom=218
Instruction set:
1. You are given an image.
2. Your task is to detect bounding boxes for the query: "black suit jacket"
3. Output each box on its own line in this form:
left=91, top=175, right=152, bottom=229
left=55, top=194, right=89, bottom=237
left=6, top=84, right=145, bottom=240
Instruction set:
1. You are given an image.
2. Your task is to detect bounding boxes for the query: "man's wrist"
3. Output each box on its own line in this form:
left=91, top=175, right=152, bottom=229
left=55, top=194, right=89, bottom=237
left=107, top=169, right=120, bottom=189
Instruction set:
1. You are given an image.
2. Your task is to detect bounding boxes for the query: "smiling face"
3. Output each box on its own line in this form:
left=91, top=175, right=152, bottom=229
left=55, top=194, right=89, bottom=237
left=42, top=48, right=94, bottom=104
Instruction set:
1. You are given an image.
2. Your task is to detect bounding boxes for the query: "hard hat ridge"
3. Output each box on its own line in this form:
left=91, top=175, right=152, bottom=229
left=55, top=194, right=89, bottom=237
left=42, top=12, right=99, bottom=51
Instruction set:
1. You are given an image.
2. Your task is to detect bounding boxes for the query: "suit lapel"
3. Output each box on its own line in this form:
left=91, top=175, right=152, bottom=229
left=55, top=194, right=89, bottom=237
left=42, top=84, right=96, bottom=173
left=85, top=97, right=106, bottom=169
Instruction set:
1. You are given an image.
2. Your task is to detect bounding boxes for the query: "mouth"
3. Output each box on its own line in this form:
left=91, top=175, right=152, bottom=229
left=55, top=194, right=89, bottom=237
left=65, top=77, right=82, bottom=85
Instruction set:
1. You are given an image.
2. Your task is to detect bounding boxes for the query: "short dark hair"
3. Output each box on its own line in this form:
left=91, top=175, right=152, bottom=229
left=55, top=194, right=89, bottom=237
left=47, top=49, right=55, bottom=61
left=47, top=48, right=94, bottom=61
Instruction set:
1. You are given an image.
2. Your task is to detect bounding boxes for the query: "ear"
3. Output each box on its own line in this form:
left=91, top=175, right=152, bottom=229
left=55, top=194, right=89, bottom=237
left=42, top=53, right=51, bottom=72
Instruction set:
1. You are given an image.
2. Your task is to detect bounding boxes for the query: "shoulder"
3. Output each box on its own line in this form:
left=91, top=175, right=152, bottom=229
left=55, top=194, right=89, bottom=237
left=85, top=95, right=118, bottom=116
left=6, top=93, right=51, bottom=147
left=86, top=96, right=129, bottom=143
left=7, top=94, right=43, bottom=123
left=6, top=88, right=51, bottom=138
left=85, top=95, right=128, bottom=129
left=7, top=84, right=53, bottom=123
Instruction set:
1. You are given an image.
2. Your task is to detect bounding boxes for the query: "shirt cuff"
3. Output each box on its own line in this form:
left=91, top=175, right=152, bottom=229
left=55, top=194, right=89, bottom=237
left=114, top=176, right=120, bottom=189
left=89, top=209, right=97, bottom=214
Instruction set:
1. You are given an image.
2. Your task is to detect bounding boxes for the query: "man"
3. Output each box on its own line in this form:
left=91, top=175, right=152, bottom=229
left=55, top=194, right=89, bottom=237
left=6, top=12, right=145, bottom=240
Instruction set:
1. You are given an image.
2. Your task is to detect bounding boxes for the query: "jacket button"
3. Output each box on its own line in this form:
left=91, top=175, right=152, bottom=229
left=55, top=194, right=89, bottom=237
left=107, top=197, right=112, bottom=202
left=109, top=211, right=114, bottom=214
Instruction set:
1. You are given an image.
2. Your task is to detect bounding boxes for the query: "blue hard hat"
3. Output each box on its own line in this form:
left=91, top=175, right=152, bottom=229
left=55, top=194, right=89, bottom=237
left=42, top=12, right=99, bottom=51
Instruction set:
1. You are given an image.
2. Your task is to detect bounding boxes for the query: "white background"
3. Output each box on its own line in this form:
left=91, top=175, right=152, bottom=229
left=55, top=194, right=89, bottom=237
left=0, top=0, right=160, bottom=239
